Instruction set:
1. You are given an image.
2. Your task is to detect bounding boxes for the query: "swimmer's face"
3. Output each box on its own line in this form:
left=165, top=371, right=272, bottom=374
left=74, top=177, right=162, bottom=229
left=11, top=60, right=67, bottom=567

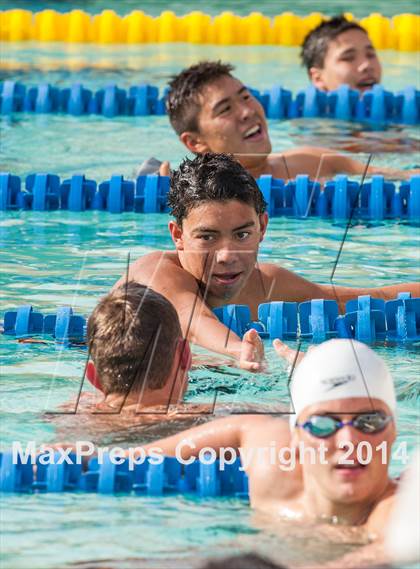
left=180, top=75, right=272, bottom=169
left=293, top=397, right=396, bottom=507
left=169, top=199, right=268, bottom=301
left=309, top=29, right=382, bottom=92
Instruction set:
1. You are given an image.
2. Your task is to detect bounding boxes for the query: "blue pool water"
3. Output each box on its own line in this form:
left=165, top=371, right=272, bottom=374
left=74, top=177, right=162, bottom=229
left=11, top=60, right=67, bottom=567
left=1, top=0, right=419, bottom=17
left=1, top=43, right=419, bottom=180
left=1, top=27, right=419, bottom=569
left=1, top=211, right=419, bottom=567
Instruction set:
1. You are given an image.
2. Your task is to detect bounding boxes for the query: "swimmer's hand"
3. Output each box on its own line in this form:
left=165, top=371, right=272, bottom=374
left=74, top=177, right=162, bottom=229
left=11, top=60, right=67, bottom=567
left=239, top=328, right=265, bottom=372
left=159, top=161, right=170, bottom=176
left=273, top=339, right=305, bottom=366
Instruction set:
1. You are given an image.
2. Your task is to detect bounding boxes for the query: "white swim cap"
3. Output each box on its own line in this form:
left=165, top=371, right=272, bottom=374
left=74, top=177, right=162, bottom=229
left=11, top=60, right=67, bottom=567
left=289, top=339, right=396, bottom=428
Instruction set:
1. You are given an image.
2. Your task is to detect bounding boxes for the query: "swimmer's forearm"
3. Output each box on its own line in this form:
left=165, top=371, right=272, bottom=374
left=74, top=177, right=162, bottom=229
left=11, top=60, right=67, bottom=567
left=320, top=283, right=420, bottom=312
left=132, top=416, right=246, bottom=460
left=336, top=155, right=417, bottom=181
left=314, top=541, right=389, bottom=569
left=182, top=311, right=243, bottom=360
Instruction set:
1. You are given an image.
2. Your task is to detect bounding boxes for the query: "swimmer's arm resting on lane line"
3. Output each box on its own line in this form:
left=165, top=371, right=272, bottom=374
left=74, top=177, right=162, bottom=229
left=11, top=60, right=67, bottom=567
left=262, top=264, right=420, bottom=313
left=270, top=146, right=419, bottom=180
left=132, top=415, right=273, bottom=462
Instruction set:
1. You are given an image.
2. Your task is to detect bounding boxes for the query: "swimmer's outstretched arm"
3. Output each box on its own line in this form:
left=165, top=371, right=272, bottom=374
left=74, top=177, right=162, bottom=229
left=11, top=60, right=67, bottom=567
left=302, top=541, right=390, bottom=569
left=116, top=253, right=265, bottom=371
left=132, top=414, right=273, bottom=461
left=319, top=282, right=420, bottom=312
left=262, top=264, right=420, bottom=313
left=270, top=146, right=418, bottom=180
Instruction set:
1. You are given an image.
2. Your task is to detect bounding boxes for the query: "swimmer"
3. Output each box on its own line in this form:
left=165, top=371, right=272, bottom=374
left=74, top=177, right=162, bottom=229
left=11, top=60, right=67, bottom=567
left=301, top=15, right=381, bottom=93
left=56, top=281, right=268, bottom=430
left=156, top=60, right=417, bottom=180
left=135, top=339, right=402, bottom=567
left=299, top=15, right=420, bottom=156
left=83, top=282, right=191, bottom=416
left=120, top=153, right=420, bottom=370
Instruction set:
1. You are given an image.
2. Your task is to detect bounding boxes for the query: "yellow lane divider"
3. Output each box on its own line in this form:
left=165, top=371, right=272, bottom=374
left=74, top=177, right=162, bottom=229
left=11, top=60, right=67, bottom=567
left=0, top=10, right=419, bottom=50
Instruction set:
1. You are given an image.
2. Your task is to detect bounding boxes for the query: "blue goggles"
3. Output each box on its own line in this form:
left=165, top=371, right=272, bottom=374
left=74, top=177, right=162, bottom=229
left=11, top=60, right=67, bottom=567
left=297, top=412, right=393, bottom=439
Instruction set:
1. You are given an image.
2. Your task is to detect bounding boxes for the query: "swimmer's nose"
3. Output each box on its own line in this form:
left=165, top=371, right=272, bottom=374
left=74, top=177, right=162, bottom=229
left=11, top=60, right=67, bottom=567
left=215, top=246, right=239, bottom=265
left=237, top=100, right=253, bottom=122
left=335, top=424, right=363, bottom=447
left=358, top=58, right=372, bottom=72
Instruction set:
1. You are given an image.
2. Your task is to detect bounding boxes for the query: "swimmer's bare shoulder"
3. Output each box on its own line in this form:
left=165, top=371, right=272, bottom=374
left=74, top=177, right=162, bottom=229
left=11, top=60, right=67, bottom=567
left=115, top=251, right=202, bottom=308
left=241, top=416, right=302, bottom=509
left=243, top=263, right=325, bottom=306
left=365, top=480, right=398, bottom=538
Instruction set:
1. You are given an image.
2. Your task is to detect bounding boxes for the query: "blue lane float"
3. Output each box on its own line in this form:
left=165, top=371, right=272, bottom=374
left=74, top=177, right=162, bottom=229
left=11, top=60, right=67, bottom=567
left=212, top=293, right=420, bottom=343
left=1, top=81, right=419, bottom=124
left=3, top=305, right=86, bottom=344
left=4, top=294, right=418, bottom=347
left=1, top=172, right=419, bottom=220
left=0, top=452, right=249, bottom=497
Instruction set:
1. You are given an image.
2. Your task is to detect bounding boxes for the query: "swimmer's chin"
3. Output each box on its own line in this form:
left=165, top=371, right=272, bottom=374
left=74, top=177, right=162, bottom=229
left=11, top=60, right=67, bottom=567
left=276, top=507, right=304, bottom=521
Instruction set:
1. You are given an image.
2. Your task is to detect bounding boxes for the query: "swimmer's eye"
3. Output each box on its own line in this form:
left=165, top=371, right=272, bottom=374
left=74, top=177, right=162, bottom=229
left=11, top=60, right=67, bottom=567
left=242, top=92, right=251, bottom=101
left=218, top=105, right=231, bottom=115
left=340, top=55, right=355, bottom=62
left=197, top=234, right=215, bottom=241
left=366, top=49, right=377, bottom=59
left=236, top=231, right=251, bottom=240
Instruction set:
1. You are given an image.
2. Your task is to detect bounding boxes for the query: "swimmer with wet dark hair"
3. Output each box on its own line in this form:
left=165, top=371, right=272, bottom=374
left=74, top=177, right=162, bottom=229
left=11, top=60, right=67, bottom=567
left=153, top=60, right=418, bottom=179
left=123, top=153, right=420, bottom=370
left=301, top=15, right=381, bottom=93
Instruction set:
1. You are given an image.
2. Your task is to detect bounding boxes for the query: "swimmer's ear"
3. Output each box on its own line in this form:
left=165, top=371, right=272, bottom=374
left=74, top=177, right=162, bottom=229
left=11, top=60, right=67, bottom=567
left=309, top=67, right=328, bottom=92
left=86, top=361, right=104, bottom=392
left=178, top=338, right=192, bottom=371
left=169, top=220, right=184, bottom=249
left=258, top=212, right=269, bottom=241
left=180, top=131, right=209, bottom=154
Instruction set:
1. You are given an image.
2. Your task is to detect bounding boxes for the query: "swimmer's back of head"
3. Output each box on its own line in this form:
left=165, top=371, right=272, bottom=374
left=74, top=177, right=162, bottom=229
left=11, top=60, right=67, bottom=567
left=87, top=282, right=182, bottom=395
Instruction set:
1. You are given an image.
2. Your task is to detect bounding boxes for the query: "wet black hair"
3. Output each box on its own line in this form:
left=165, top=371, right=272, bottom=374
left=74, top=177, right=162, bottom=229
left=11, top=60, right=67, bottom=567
left=168, top=153, right=267, bottom=225
left=166, top=61, right=235, bottom=135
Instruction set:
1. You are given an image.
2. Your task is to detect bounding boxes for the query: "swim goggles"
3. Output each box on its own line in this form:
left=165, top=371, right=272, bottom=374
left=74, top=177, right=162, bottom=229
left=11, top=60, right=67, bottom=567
left=297, top=412, right=393, bottom=438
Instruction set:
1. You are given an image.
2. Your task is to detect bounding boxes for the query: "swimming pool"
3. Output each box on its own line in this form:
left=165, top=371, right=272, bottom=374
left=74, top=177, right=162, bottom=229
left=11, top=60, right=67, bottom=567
left=1, top=9, right=419, bottom=569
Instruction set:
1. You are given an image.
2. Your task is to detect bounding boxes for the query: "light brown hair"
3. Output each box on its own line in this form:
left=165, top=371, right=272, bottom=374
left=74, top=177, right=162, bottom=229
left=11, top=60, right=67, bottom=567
left=87, top=282, right=182, bottom=395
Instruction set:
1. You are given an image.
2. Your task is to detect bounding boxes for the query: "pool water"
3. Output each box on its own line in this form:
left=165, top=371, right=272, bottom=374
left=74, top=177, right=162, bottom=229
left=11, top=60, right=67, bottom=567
left=1, top=24, right=419, bottom=569
left=1, top=0, right=419, bottom=17
left=1, top=211, right=419, bottom=568
left=1, top=43, right=419, bottom=180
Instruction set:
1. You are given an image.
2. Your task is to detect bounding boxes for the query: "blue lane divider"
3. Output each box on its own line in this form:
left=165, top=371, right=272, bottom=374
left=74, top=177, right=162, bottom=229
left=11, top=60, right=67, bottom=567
left=342, top=296, right=387, bottom=343
left=43, top=307, right=86, bottom=344
left=212, top=293, right=419, bottom=343
left=258, top=302, right=298, bottom=339
left=385, top=297, right=420, bottom=341
left=60, top=175, right=98, bottom=211
left=0, top=81, right=416, bottom=123
left=299, top=299, right=339, bottom=342
left=3, top=305, right=86, bottom=343
left=3, top=305, right=44, bottom=337
left=2, top=294, right=419, bottom=346
left=1, top=173, right=419, bottom=220
left=0, top=452, right=249, bottom=497
left=1, top=81, right=418, bottom=124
